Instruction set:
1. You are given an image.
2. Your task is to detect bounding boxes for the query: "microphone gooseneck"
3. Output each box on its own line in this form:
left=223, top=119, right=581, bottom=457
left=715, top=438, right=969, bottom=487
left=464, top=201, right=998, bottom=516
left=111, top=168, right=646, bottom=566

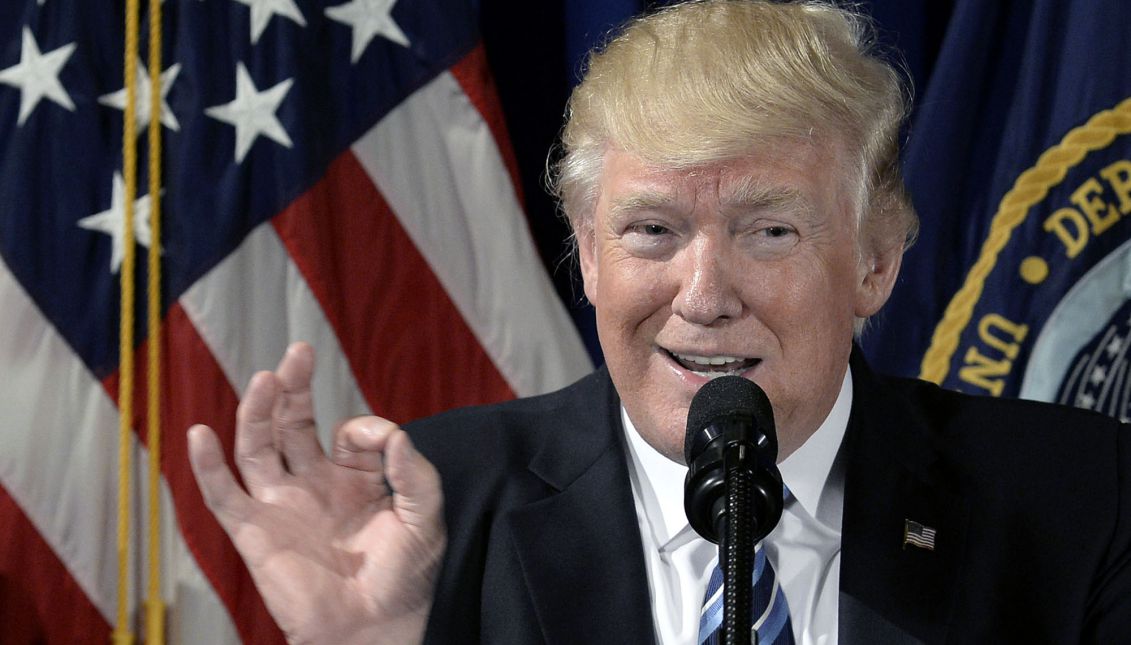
left=683, top=375, right=785, bottom=645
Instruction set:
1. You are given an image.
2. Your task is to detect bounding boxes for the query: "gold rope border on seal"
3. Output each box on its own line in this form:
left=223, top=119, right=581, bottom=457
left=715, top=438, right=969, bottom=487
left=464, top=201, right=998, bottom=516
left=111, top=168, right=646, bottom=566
left=919, top=96, right=1131, bottom=385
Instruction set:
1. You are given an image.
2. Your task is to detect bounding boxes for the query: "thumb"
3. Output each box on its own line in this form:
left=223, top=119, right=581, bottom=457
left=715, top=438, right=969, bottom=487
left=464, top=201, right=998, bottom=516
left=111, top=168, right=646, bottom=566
left=385, top=430, right=444, bottom=532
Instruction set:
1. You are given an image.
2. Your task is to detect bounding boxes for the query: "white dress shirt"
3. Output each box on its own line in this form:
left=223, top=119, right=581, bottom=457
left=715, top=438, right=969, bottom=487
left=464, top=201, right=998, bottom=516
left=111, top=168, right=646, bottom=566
left=622, top=369, right=851, bottom=645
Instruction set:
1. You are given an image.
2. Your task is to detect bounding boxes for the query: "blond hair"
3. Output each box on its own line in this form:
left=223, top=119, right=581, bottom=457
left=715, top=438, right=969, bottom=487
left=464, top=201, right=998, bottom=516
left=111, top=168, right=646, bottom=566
left=551, top=0, right=918, bottom=255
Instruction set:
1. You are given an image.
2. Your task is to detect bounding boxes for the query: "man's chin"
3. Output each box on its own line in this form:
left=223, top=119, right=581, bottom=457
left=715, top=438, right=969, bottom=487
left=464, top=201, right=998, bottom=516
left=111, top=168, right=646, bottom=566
left=641, top=418, right=690, bottom=465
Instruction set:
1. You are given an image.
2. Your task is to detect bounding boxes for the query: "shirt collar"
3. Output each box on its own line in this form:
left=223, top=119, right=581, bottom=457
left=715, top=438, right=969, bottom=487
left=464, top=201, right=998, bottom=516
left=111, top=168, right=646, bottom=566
left=777, top=367, right=852, bottom=528
left=623, top=405, right=689, bottom=548
left=622, top=367, right=853, bottom=549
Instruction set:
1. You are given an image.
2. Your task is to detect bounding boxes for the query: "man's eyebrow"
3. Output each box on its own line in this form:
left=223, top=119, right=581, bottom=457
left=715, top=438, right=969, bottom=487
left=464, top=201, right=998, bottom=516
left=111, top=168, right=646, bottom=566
left=607, top=182, right=810, bottom=218
left=720, top=179, right=808, bottom=213
left=608, top=191, right=678, bottom=218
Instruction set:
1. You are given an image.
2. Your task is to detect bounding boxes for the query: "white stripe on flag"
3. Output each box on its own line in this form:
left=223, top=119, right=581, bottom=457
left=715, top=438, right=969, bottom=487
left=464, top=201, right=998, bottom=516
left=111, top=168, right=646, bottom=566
left=0, top=256, right=239, bottom=643
left=180, top=222, right=373, bottom=450
left=353, top=70, right=593, bottom=397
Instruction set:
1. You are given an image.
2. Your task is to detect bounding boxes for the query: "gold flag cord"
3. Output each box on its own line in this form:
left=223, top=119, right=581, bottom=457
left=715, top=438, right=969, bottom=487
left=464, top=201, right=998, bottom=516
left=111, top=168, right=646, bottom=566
left=113, top=0, right=139, bottom=640
left=145, top=0, right=166, bottom=640
left=115, top=0, right=165, bottom=641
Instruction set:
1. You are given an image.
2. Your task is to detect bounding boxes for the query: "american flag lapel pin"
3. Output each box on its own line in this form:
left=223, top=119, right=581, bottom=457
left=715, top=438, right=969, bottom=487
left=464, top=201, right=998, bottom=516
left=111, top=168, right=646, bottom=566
left=903, top=519, right=937, bottom=551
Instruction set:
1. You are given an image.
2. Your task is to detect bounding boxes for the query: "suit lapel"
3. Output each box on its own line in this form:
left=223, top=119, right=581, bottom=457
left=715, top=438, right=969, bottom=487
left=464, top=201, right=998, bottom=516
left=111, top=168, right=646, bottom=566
left=505, top=369, right=657, bottom=645
left=839, top=349, right=968, bottom=645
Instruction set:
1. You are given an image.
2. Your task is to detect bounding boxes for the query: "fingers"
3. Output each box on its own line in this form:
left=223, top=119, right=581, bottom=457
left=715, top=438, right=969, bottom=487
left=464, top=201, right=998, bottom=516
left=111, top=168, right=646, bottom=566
left=272, top=342, right=325, bottom=475
left=330, top=416, right=398, bottom=473
left=235, top=371, right=286, bottom=494
left=385, top=431, right=444, bottom=533
left=188, top=424, right=254, bottom=529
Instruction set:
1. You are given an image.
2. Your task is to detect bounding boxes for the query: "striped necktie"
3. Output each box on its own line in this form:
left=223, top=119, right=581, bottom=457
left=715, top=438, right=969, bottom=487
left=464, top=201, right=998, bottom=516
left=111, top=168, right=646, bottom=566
left=697, top=545, right=795, bottom=644
left=698, top=489, right=795, bottom=644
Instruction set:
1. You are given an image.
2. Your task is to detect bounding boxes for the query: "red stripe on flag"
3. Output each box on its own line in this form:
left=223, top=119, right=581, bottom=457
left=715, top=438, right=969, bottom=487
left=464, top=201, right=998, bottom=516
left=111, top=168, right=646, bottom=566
left=272, top=151, right=516, bottom=424
left=0, top=485, right=112, bottom=644
left=103, top=304, right=285, bottom=644
left=450, top=45, right=526, bottom=207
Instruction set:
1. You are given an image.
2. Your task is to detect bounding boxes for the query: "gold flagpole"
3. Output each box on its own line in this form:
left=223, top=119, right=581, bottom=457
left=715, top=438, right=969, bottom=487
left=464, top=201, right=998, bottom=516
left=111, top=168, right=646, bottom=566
left=113, top=0, right=140, bottom=641
left=145, top=0, right=166, bottom=640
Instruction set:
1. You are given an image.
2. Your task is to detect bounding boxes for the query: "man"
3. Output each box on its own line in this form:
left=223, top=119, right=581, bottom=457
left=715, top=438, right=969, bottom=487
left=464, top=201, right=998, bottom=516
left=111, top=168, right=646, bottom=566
left=187, top=1, right=1131, bottom=643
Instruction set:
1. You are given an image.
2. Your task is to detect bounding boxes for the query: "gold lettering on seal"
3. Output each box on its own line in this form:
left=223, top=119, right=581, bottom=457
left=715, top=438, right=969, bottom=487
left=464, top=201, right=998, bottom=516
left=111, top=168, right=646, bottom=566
left=1042, top=159, right=1131, bottom=259
left=1043, top=207, right=1088, bottom=258
left=1072, top=177, right=1121, bottom=235
left=1100, top=160, right=1131, bottom=214
left=958, top=313, right=1030, bottom=396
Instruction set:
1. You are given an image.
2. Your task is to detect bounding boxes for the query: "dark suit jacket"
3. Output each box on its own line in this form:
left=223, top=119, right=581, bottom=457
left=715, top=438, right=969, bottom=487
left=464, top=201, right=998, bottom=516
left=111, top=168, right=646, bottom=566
left=407, top=353, right=1131, bottom=643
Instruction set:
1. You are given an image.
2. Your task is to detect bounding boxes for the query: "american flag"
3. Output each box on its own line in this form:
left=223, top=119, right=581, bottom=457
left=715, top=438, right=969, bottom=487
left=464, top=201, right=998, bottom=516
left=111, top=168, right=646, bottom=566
left=0, top=0, right=591, bottom=641
left=902, top=519, right=937, bottom=552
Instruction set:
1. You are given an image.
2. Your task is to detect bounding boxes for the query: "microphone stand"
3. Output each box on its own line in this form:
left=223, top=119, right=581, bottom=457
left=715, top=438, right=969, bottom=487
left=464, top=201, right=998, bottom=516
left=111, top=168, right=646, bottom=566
left=719, top=442, right=756, bottom=645
left=683, top=376, right=782, bottom=645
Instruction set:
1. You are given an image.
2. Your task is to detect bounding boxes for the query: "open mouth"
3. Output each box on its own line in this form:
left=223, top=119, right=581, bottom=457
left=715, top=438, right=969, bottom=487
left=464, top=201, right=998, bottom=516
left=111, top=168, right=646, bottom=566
left=665, top=349, right=760, bottom=379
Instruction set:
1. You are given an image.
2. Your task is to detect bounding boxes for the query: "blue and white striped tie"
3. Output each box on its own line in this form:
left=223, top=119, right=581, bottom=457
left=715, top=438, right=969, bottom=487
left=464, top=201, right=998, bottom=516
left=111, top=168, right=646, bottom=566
left=697, top=545, right=795, bottom=644
left=697, top=486, right=795, bottom=645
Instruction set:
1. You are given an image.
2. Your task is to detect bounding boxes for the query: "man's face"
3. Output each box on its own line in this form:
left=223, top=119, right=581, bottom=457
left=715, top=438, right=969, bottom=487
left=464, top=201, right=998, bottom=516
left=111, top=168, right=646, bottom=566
left=578, top=144, right=899, bottom=463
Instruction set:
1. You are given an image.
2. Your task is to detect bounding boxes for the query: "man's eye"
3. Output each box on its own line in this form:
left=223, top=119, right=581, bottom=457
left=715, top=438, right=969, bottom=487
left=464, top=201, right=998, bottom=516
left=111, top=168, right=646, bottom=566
left=621, top=222, right=678, bottom=256
left=742, top=223, right=798, bottom=257
left=627, top=223, right=670, bottom=236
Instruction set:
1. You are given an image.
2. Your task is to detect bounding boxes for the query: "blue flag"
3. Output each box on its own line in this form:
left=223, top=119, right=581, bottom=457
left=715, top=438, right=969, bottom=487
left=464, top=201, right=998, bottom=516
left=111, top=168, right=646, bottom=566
left=866, top=0, right=1131, bottom=417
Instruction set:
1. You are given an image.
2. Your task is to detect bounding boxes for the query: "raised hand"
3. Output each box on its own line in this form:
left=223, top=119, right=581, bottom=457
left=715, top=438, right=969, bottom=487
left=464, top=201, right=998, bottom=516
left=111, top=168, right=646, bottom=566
left=187, top=343, right=445, bottom=645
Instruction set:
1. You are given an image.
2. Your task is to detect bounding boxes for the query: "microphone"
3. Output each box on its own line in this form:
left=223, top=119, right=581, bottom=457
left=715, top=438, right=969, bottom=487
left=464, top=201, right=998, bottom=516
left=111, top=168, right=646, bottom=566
left=683, top=375, right=784, bottom=544
left=683, top=375, right=784, bottom=645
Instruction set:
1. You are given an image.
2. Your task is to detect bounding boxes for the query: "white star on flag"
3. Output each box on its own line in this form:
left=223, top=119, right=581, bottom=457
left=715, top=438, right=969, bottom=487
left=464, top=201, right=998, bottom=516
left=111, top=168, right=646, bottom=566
left=77, top=172, right=161, bottom=274
left=1106, top=335, right=1124, bottom=358
left=99, top=60, right=182, bottom=133
left=233, top=0, right=307, bottom=45
left=0, top=28, right=76, bottom=126
left=1091, top=365, right=1108, bottom=385
left=204, top=62, right=294, bottom=163
left=325, top=0, right=411, bottom=63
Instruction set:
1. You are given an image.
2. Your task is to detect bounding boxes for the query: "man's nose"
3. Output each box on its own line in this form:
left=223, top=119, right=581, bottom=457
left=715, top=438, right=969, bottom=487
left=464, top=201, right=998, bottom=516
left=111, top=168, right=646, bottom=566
left=671, top=235, right=743, bottom=325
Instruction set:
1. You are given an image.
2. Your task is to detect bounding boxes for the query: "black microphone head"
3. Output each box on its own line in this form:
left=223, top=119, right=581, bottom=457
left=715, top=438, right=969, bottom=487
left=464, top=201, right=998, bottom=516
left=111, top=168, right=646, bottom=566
left=682, top=375, right=783, bottom=544
left=683, top=375, right=774, bottom=464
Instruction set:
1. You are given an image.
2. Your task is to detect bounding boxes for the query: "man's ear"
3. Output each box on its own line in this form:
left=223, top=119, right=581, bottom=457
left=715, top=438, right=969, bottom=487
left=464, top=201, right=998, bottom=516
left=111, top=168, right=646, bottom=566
left=577, top=224, right=599, bottom=305
left=854, top=238, right=904, bottom=318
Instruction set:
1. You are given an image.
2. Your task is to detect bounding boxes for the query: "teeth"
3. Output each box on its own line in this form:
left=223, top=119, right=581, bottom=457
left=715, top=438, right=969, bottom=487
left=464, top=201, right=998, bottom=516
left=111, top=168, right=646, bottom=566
left=669, top=351, right=757, bottom=378
left=692, top=370, right=738, bottom=380
left=675, top=353, right=744, bottom=366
